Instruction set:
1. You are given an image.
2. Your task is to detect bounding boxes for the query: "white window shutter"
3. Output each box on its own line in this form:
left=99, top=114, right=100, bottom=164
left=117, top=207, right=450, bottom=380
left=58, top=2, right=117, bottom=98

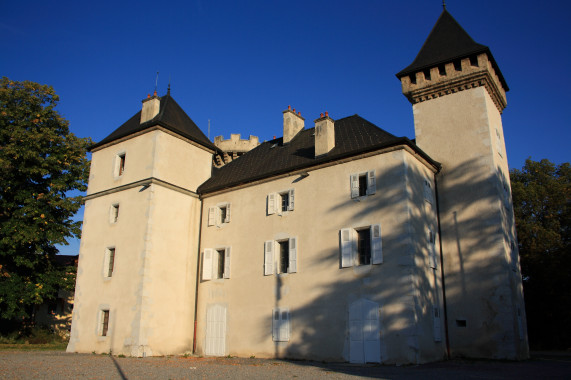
left=429, top=229, right=437, bottom=269
left=288, top=237, right=297, bottom=273
left=223, top=247, right=231, bottom=279
left=207, top=207, right=215, bottom=226
left=367, top=170, right=376, bottom=195
left=350, top=174, right=359, bottom=198
left=272, top=309, right=279, bottom=340
left=288, top=189, right=295, bottom=211
left=268, top=193, right=276, bottom=215
left=202, top=249, right=213, bottom=280
left=424, top=179, right=433, bottom=204
left=281, top=309, right=290, bottom=341
left=340, top=228, right=353, bottom=267
left=433, top=306, right=442, bottom=342
left=225, top=203, right=231, bottom=223
left=371, top=224, right=383, bottom=264
left=264, top=240, right=274, bottom=275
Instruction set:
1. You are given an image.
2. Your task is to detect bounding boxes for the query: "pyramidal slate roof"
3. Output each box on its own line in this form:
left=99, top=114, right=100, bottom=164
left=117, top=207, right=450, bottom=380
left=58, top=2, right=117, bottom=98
left=396, top=9, right=508, bottom=90
left=91, top=92, right=217, bottom=151
left=198, top=115, right=439, bottom=194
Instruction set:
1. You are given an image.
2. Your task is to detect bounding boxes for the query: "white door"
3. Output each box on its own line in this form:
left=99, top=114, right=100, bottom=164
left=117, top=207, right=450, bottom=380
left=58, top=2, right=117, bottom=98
left=205, top=304, right=226, bottom=356
left=349, top=299, right=380, bottom=363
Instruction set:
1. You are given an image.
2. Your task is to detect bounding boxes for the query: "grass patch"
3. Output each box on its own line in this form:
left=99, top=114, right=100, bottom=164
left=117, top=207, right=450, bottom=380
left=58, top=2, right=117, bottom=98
left=0, top=342, right=68, bottom=351
left=0, top=327, right=68, bottom=350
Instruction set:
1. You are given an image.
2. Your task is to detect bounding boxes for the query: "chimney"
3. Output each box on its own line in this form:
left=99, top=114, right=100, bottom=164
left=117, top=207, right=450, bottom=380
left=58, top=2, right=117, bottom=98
left=283, top=105, right=305, bottom=144
left=314, top=111, right=335, bottom=157
left=140, top=92, right=160, bottom=124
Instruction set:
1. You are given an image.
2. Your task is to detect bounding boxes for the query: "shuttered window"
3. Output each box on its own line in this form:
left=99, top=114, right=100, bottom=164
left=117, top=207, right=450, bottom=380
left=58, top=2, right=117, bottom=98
left=208, top=203, right=231, bottom=227
left=340, top=224, right=383, bottom=268
left=428, top=228, right=437, bottom=269
left=272, top=308, right=290, bottom=342
left=203, top=247, right=231, bottom=281
left=433, top=306, right=442, bottom=342
left=265, top=237, right=298, bottom=275
left=268, top=190, right=295, bottom=215
left=424, top=179, right=434, bottom=204
left=350, top=171, right=375, bottom=198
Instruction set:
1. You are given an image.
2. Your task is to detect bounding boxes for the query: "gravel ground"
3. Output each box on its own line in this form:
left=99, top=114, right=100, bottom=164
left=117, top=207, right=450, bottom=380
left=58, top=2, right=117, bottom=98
left=1, top=351, right=570, bottom=379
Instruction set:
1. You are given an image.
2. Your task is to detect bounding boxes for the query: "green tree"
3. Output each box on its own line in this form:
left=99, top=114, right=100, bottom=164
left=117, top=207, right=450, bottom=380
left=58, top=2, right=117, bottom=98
left=510, top=158, right=570, bottom=349
left=0, top=77, right=91, bottom=324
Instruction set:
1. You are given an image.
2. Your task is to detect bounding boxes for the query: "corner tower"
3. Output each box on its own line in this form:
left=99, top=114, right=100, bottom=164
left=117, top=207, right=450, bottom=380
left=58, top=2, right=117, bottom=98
left=67, top=90, right=216, bottom=356
left=397, top=9, right=528, bottom=359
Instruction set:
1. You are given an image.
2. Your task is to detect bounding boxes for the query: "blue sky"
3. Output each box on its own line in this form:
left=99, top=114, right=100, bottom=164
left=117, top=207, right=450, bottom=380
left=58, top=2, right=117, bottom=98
left=2, top=0, right=570, bottom=255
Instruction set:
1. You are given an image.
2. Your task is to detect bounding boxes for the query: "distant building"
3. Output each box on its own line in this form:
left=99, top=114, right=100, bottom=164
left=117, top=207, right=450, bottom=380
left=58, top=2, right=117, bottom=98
left=34, top=255, right=78, bottom=338
left=67, top=9, right=528, bottom=364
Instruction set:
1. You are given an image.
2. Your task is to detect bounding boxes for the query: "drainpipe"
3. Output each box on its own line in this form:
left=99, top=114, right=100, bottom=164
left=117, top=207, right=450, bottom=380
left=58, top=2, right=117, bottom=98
left=434, top=172, right=451, bottom=359
left=192, top=198, right=205, bottom=354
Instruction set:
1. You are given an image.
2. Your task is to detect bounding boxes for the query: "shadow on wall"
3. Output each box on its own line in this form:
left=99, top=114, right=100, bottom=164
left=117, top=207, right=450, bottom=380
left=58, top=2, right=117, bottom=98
left=250, top=158, right=524, bottom=363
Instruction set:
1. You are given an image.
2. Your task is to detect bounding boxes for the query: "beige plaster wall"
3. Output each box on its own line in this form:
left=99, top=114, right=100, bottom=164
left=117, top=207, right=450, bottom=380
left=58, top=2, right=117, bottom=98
left=87, top=130, right=213, bottom=195
left=412, top=87, right=528, bottom=359
left=195, top=149, right=445, bottom=364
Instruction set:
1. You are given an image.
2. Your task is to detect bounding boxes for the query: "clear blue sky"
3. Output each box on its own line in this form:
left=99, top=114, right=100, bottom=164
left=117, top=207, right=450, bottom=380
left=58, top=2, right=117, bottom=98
left=2, top=0, right=570, bottom=255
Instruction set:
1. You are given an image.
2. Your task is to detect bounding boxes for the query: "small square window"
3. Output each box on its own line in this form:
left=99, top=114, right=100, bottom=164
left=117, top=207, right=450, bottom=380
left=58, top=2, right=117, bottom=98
left=350, top=171, right=375, bottom=199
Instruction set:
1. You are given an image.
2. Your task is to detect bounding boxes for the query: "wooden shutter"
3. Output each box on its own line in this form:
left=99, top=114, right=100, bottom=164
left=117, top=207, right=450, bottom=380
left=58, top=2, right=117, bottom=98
left=350, top=174, right=359, bottom=198
left=225, top=203, right=231, bottom=223
left=207, top=207, right=215, bottom=226
left=433, top=306, right=442, bottom=342
left=367, top=170, right=376, bottom=195
left=264, top=241, right=274, bottom=275
left=428, top=229, right=437, bottom=269
left=340, top=228, right=353, bottom=267
left=280, top=309, right=290, bottom=341
left=371, top=224, right=383, bottom=264
left=288, top=189, right=295, bottom=211
left=288, top=237, right=297, bottom=273
left=424, top=179, right=433, bottom=204
left=268, top=193, right=276, bottom=215
left=272, top=309, right=279, bottom=341
left=223, top=247, right=231, bottom=279
left=202, top=249, right=213, bottom=280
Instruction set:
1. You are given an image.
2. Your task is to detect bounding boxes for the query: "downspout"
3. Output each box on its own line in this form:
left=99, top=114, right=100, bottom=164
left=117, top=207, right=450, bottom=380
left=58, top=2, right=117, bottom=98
left=192, top=197, right=205, bottom=354
left=434, top=171, right=451, bottom=359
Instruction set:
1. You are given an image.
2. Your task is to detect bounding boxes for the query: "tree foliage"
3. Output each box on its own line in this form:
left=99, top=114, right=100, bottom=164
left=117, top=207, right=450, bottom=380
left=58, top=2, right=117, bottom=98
left=511, top=158, right=570, bottom=349
left=0, top=77, right=91, bottom=322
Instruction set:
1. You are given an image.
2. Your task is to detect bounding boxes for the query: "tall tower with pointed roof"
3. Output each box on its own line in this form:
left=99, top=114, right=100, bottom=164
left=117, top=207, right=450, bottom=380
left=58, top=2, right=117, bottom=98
left=397, top=9, right=528, bottom=359
left=67, top=91, right=216, bottom=356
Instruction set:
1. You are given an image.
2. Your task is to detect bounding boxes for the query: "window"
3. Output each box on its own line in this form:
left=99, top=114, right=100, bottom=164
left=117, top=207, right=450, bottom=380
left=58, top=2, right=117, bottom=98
left=433, top=306, right=442, bottom=342
left=202, top=247, right=231, bottom=280
left=428, top=228, right=437, bottom=269
left=114, top=152, right=126, bottom=177
left=356, top=229, right=371, bottom=265
left=272, top=307, right=290, bottom=342
left=424, top=178, right=434, bottom=204
left=340, top=224, right=382, bottom=267
left=264, top=237, right=297, bottom=275
left=104, top=247, right=116, bottom=278
left=100, top=309, right=110, bottom=337
left=267, top=189, right=294, bottom=215
left=110, top=204, right=119, bottom=223
left=350, top=171, right=375, bottom=199
left=207, top=203, right=231, bottom=227
left=495, top=128, right=502, bottom=157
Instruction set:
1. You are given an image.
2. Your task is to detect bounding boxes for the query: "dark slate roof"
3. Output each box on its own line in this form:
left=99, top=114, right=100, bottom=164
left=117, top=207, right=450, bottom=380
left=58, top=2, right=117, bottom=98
left=396, top=9, right=508, bottom=91
left=91, top=93, right=217, bottom=151
left=198, top=115, right=439, bottom=194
